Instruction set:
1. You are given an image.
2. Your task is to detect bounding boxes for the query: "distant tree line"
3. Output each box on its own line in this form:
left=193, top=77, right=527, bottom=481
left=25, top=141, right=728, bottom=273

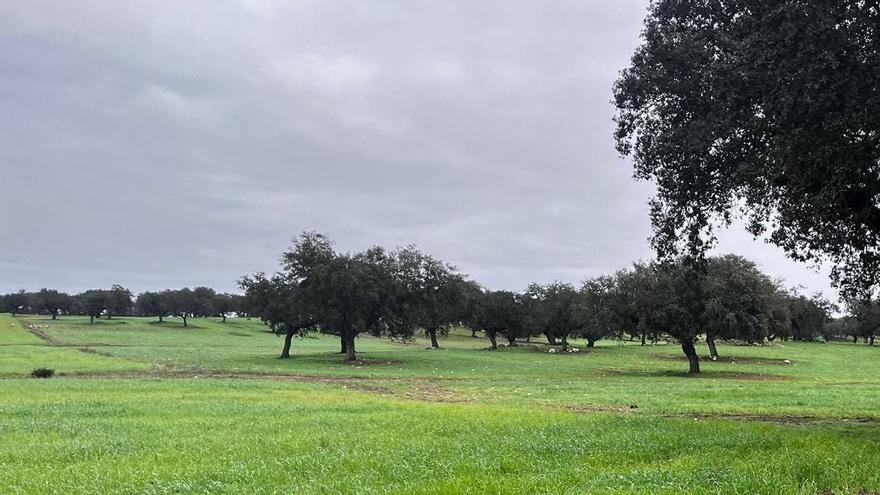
left=238, top=232, right=875, bottom=373
left=2, top=233, right=876, bottom=374
left=0, top=286, right=244, bottom=326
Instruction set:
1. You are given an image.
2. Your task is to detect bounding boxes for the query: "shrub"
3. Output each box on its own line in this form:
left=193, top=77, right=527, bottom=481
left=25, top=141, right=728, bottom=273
left=31, top=368, right=55, bottom=378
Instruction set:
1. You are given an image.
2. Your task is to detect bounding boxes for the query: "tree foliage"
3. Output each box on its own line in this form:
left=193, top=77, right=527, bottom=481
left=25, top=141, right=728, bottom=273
left=614, top=0, right=880, bottom=300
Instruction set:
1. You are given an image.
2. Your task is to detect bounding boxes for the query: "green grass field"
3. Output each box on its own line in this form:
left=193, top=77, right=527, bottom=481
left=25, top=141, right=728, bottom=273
left=1, top=313, right=879, bottom=494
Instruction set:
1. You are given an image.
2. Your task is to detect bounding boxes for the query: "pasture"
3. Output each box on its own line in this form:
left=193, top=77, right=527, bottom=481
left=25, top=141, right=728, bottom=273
left=1, top=313, right=879, bottom=494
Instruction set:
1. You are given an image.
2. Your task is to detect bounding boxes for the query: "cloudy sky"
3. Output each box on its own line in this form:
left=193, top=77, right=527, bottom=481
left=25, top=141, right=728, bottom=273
left=0, top=0, right=837, bottom=301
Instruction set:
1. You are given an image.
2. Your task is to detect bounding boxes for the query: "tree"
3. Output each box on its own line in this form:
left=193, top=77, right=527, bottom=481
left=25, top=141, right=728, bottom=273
left=528, top=282, right=583, bottom=350
left=522, top=285, right=556, bottom=345
left=614, top=0, right=880, bottom=300
left=105, top=285, right=132, bottom=319
left=610, top=263, right=658, bottom=346
left=243, top=232, right=412, bottom=361
left=240, top=273, right=317, bottom=359
left=822, top=316, right=853, bottom=342
left=763, top=281, right=791, bottom=343
left=5, top=290, right=28, bottom=316
left=473, top=290, right=524, bottom=350
left=242, top=232, right=335, bottom=357
left=577, top=276, right=617, bottom=348
left=78, top=290, right=108, bottom=323
left=700, top=255, right=775, bottom=359
left=214, top=293, right=241, bottom=323
left=239, top=272, right=275, bottom=325
left=393, top=247, right=469, bottom=349
left=459, top=280, right=486, bottom=338
left=786, top=291, right=834, bottom=342
left=170, top=288, right=196, bottom=327
left=306, top=248, right=405, bottom=361
left=135, top=291, right=172, bottom=323
left=646, top=261, right=706, bottom=374
left=848, top=300, right=879, bottom=346
left=192, top=287, right=217, bottom=317
left=35, top=289, right=72, bottom=320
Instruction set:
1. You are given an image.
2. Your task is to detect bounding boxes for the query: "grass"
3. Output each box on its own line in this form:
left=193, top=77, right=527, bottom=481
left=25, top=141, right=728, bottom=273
left=1, top=313, right=879, bottom=494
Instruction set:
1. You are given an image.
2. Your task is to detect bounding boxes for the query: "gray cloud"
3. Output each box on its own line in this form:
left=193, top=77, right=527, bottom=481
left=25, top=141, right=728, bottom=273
left=0, top=0, right=837, bottom=302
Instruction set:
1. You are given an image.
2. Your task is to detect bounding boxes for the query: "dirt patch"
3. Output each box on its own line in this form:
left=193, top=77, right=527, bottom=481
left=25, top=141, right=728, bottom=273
left=665, top=412, right=880, bottom=427
left=23, top=324, right=55, bottom=343
left=403, top=384, right=466, bottom=403
left=77, top=347, right=118, bottom=358
left=46, top=368, right=471, bottom=403
left=566, top=404, right=640, bottom=414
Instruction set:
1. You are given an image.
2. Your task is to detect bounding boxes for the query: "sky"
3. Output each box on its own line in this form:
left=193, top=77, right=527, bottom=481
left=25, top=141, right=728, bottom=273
left=0, top=0, right=837, bottom=302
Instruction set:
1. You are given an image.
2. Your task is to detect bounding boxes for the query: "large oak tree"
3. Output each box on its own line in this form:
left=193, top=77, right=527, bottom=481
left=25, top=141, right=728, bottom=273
left=614, top=0, right=880, bottom=300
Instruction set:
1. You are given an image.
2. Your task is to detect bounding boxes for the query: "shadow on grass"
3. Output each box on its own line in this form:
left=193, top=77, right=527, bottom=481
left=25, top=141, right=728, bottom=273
left=654, top=353, right=794, bottom=365
left=596, top=368, right=790, bottom=381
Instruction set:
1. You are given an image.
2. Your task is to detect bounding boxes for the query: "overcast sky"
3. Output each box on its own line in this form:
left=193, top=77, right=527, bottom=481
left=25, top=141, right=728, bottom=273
left=0, top=0, right=838, bottom=301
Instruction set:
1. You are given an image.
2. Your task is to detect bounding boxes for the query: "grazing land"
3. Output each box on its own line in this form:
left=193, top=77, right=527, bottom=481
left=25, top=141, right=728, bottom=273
left=1, top=313, right=879, bottom=494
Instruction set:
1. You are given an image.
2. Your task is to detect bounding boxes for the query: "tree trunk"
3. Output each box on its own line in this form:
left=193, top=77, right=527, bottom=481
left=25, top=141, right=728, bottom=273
left=428, top=327, right=440, bottom=348
left=706, top=335, right=719, bottom=360
left=870, top=334, right=875, bottom=346
left=681, top=341, right=700, bottom=374
left=545, top=332, right=556, bottom=345
left=640, top=331, right=646, bottom=346
left=854, top=335, right=859, bottom=344
left=344, top=335, right=356, bottom=361
left=471, top=328, right=478, bottom=338
left=487, top=331, right=498, bottom=349
left=158, top=314, right=164, bottom=323
left=526, top=335, right=531, bottom=343
left=587, top=338, right=595, bottom=348
left=506, top=335, right=516, bottom=346
left=222, top=314, right=227, bottom=323
left=338, top=337, right=347, bottom=354
left=51, top=312, right=57, bottom=320
left=280, top=331, right=294, bottom=359
left=182, top=315, right=188, bottom=327
left=560, top=334, right=568, bottom=351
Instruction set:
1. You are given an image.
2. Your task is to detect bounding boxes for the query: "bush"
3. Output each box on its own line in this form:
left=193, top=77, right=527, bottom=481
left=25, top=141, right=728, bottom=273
left=31, top=368, right=55, bottom=378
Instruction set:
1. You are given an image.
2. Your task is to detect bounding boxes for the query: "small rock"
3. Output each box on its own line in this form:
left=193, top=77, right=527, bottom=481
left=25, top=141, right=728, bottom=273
left=783, top=359, right=791, bottom=365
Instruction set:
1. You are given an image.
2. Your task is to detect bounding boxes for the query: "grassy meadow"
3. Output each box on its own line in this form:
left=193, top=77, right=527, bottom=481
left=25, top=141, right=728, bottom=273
left=1, top=313, right=879, bottom=494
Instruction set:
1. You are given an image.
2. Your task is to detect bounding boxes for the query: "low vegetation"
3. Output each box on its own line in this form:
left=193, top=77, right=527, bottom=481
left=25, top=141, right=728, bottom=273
left=1, top=313, right=878, bottom=493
